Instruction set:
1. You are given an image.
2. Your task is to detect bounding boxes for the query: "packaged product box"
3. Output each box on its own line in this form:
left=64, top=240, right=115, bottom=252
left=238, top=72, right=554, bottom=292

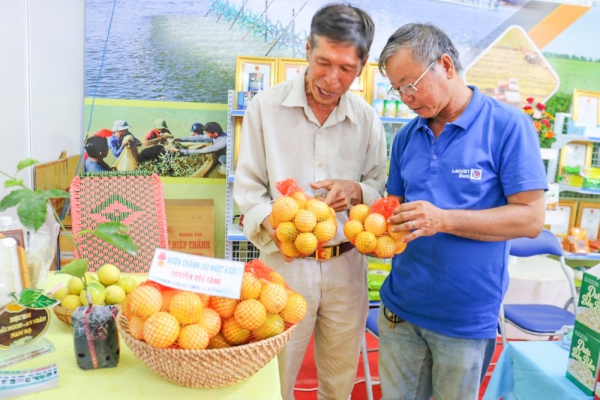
left=165, top=199, right=214, bottom=257
left=567, top=264, right=600, bottom=395
left=567, top=321, right=600, bottom=395
left=58, top=230, right=74, bottom=267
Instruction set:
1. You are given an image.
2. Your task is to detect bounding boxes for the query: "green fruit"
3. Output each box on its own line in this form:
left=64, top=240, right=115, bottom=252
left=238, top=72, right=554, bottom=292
left=252, top=314, right=285, bottom=340
left=116, top=276, right=138, bottom=295
left=84, top=273, right=98, bottom=284
left=80, top=281, right=106, bottom=306
left=105, top=285, right=126, bottom=305
left=68, top=277, right=84, bottom=295
left=61, top=294, right=83, bottom=310
left=97, top=264, right=121, bottom=286
left=53, top=286, right=70, bottom=301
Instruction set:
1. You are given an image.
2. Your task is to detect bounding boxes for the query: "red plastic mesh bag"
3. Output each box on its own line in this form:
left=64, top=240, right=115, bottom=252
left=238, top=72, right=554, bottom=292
left=343, top=197, right=406, bottom=258
left=370, top=196, right=400, bottom=219
left=271, top=179, right=337, bottom=257
left=122, top=259, right=307, bottom=349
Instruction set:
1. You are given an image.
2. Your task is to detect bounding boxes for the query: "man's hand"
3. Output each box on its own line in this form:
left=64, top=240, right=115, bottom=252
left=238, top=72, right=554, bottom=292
left=122, top=135, right=134, bottom=146
left=311, top=179, right=362, bottom=212
left=387, top=200, right=447, bottom=243
left=167, top=146, right=180, bottom=153
left=262, top=216, right=295, bottom=262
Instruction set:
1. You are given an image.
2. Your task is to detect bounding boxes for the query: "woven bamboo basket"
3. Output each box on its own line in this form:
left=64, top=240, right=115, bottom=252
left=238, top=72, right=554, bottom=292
left=116, top=313, right=297, bottom=389
left=53, top=305, right=75, bottom=325
left=54, top=303, right=122, bottom=326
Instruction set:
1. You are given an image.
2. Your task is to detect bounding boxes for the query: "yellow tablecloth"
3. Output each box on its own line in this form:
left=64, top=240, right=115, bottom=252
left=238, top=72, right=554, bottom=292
left=9, top=273, right=282, bottom=399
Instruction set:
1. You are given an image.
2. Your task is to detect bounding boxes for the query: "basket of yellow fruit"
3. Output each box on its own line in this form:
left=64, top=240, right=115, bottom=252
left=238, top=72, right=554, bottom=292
left=116, top=259, right=306, bottom=389
left=344, top=197, right=408, bottom=258
left=269, top=179, right=338, bottom=258
left=52, top=263, right=137, bottom=325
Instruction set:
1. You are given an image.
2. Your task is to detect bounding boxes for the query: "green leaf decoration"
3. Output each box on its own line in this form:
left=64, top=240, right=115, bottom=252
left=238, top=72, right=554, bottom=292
left=0, top=189, right=36, bottom=212
left=17, top=158, right=39, bottom=172
left=39, top=189, right=70, bottom=199
left=56, top=259, right=88, bottom=279
left=92, top=231, right=137, bottom=256
left=95, top=222, right=129, bottom=234
left=4, top=179, right=23, bottom=189
left=15, top=289, right=58, bottom=309
left=17, top=196, right=48, bottom=232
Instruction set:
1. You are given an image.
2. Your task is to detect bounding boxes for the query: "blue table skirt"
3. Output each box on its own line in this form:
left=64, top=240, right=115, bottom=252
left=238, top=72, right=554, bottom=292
left=483, top=341, right=592, bottom=400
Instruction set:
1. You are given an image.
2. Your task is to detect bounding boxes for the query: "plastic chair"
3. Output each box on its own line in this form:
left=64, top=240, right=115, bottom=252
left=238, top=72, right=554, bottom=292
left=498, top=229, right=577, bottom=348
left=361, top=302, right=380, bottom=400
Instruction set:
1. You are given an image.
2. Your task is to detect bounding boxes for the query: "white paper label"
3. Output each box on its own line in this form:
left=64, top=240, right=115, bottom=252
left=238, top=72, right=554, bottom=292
left=148, top=249, right=244, bottom=299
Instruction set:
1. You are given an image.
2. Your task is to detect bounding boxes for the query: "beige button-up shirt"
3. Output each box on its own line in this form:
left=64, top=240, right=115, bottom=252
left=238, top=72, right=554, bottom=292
left=233, top=73, right=387, bottom=254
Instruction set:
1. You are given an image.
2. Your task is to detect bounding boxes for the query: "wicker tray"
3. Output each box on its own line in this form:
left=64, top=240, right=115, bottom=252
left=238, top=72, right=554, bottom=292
left=117, top=313, right=297, bottom=389
left=53, top=305, right=76, bottom=325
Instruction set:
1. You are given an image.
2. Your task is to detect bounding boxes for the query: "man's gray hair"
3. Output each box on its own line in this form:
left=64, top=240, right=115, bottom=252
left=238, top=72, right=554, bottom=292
left=378, top=23, right=462, bottom=74
left=310, top=3, right=375, bottom=63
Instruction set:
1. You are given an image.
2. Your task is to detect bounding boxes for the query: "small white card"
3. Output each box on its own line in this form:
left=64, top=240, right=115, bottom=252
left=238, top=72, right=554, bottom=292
left=148, top=249, right=245, bottom=299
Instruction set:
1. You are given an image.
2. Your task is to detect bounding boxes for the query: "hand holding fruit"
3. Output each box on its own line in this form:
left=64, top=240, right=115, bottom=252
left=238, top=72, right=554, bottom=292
left=387, top=200, right=444, bottom=242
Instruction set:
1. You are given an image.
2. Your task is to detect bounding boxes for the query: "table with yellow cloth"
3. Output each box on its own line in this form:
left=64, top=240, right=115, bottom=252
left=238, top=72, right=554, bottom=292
left=8, top=273, right=282, bottom=399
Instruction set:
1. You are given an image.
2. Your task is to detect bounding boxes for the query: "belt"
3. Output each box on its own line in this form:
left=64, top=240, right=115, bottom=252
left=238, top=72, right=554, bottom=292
left=309, top=241, right=355, bottom=260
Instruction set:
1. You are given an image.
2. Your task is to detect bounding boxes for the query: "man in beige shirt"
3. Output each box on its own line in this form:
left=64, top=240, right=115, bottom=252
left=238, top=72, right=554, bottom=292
left=233, top=4, right=387, bottom=399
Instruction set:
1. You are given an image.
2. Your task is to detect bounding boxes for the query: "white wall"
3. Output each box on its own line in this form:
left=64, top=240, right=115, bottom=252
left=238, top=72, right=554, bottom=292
left=0, top=0, right=84, bottom=219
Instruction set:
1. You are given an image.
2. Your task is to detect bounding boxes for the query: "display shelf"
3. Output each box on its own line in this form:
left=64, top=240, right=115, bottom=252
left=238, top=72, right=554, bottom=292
left=564, top=252, right=600, bottom=262
left=227, top=223, right=248, bottom=241
left=558, top=184, right=600, bottom=195
left=380, top=116, right=414, bottom=124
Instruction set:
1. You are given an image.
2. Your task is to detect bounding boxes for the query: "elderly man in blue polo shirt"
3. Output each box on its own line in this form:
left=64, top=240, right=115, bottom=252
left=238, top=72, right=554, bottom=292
left=378, top=23, right=548, bottom=399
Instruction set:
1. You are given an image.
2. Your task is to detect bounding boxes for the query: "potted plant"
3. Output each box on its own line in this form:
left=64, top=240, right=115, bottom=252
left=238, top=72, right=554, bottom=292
left=0, top=158, right=137, bottom=370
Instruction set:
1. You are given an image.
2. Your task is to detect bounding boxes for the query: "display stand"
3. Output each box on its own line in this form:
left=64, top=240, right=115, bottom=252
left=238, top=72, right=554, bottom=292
left=0, top=338, right=55, bottom=370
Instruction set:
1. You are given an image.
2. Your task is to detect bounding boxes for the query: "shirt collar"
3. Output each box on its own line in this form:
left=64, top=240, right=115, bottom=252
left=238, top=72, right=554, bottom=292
left=415, top=85, right=482, bottom=132
left=281, top=72, right=359, bottom=126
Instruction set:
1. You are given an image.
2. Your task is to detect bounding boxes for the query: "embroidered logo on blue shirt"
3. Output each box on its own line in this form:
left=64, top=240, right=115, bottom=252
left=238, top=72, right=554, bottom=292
left=470, top=169, right=482, bottom=180
left=451, top=168, right=483, bottom=180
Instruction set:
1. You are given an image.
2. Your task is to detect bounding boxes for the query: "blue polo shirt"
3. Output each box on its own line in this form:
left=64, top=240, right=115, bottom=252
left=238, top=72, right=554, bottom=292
left=381, top=86, right=548, bottom=339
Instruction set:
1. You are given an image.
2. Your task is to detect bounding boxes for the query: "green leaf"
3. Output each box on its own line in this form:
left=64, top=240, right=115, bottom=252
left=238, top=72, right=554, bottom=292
left=39, top=189, right=70, bottom=199
left=0, top=189, right=36, bottom=212
left=92, top=231, right=137, bottom=256
left=17, top=158, right=39, bottom=172
left=95, top=222, right=129, bottom=234
left=16, top=289, right=58, bottom=309
left=17, top=196, right=48, bottom=232
left=18, top=289, right=42, bottom=305
left=56, top=259, right=88, bottom=279
left=4, top=179, right=23, bottom=189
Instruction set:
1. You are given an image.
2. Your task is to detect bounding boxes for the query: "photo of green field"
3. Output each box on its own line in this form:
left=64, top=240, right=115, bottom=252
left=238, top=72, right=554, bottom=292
left=546, top=57, right=600, bottom=95
left=465, top=25, right=559, bottom=108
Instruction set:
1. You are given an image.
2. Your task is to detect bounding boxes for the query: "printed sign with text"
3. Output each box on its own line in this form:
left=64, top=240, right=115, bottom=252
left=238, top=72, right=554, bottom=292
left=148, top=249, right=244, bottom=299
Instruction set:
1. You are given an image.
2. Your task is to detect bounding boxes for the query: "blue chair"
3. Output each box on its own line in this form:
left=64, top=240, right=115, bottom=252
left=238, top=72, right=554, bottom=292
left=361, top=302, right=380, bottom=400
left=498, top=229, right=577, bottom=348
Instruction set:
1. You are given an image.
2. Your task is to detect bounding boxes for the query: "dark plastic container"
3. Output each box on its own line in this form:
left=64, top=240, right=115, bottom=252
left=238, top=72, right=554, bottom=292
left=71, top=305, right=120, bottom=370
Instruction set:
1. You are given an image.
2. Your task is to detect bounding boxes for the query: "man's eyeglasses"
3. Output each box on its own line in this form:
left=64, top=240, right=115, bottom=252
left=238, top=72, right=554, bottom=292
left=388, top=60, right=436, bottom=98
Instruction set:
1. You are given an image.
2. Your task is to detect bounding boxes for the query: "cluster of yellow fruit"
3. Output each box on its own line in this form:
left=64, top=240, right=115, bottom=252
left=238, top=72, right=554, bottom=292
left=343, top=204, right=407, bottom=258
left=123, top=267, right=308, bottom=350
left=53, top=264, right=137, bottom=310
left=271, top=191, right=338, bottom=258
